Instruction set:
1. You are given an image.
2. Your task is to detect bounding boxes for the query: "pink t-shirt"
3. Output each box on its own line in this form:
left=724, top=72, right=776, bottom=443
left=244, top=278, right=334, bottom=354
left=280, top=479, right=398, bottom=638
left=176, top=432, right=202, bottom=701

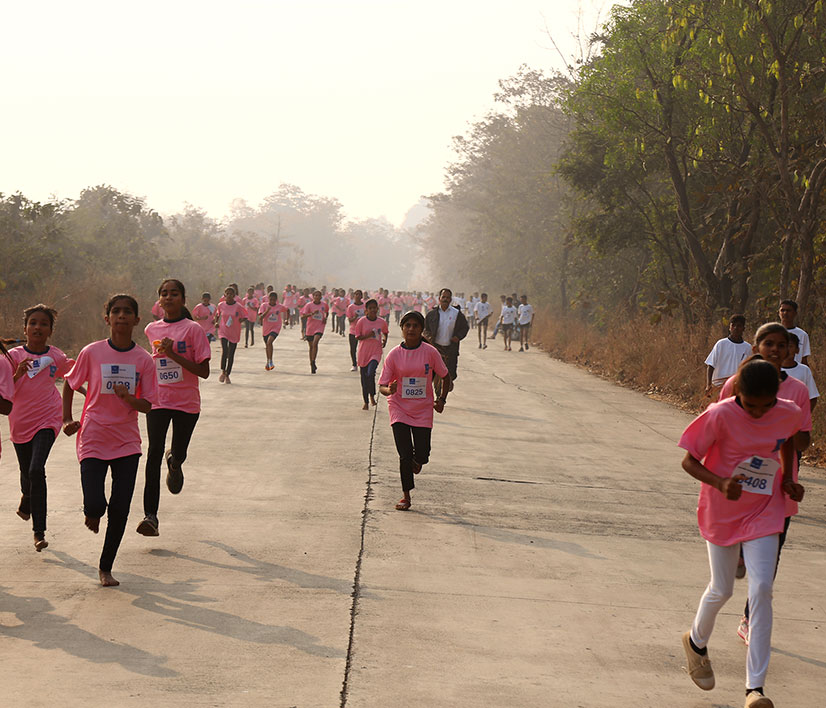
left=378, top=297, right=391, bottom=316
left=355, top=316, right=388, bottom=367
left=378, top=341, right=449, bottom=428
left=151, top=300, right=164, bottom=319
left=215, top=301, right=246, bottom=343
left=720, top=373, right=812, bottom=516
left=346, top=302, right=366, bottom=335
left=8, top=345, right=73, bottom=443
left=301, top=302, right=328, bottom=337
left=242, top=296, right=260, bottom=322
left=332, top=297, right=345, bottom=316
left=144, top=318, right=211, bottom=413
left=64, top=339, right=158, bottom=461
left=191, top=303, right=215, bottom=334
left=392, top=297, right=403, bottom=311
left=259, top=302, right=287, bottom=336
left=679, top=396, right=805, bottom=546
left=0, top=357, right=16, bottom=458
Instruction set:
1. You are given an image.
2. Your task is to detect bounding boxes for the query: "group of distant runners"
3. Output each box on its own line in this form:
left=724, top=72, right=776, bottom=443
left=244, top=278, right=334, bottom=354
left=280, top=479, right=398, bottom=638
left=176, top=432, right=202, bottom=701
left=0, top=280, right=815, bottom=706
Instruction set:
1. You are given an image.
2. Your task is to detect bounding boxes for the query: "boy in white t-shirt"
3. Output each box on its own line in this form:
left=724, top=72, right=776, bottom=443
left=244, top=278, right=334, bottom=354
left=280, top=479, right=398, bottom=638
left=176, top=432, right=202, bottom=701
left=475, top=293, right=492, bottom=349
left=704, top=314, right=751, bottom=396
left=517, top=295, right=534, bottom=352
left=779, top=299, right=811, bottom=365
left=783, top=333, right=819, bottom=411
left=499, top=297, right=518, bottom=352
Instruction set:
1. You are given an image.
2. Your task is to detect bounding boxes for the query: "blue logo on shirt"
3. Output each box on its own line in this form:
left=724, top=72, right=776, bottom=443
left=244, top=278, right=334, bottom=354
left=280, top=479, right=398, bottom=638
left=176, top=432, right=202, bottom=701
left=177, top=341, right=187, bottom=353
left=111, top=365, right=119, bottom=374
left=749, top=457, right=764, bottom=470
left=424, top=363, right=430, bottom=375
left=771, top=438, right=787, bottom=453
left=49, top=365, right=57, bottom=377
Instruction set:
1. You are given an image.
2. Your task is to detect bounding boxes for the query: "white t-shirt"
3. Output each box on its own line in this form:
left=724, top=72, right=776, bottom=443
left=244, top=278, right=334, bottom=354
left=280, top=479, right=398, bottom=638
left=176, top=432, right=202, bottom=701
left=786, top=326, right=811, bottom=363
left=475, top=301, right=492, bottom=320
left=518, top=303, right=534, bottom=325
left=704, top=337, right=753, bottom=385
left=783, top=363, right=819, bottom=399
left=501, top=306, right=517, bottom=325
left=435, top=306, right=459, bottom=346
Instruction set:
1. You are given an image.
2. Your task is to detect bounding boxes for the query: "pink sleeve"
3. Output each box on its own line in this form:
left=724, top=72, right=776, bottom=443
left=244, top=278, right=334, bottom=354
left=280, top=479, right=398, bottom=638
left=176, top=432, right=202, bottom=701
left=378, top=351, right=395, bottom=386
left=720, top=377, right=734, bottom=398
left=678, top=408, right=718, bottom=461
left=137, top=354, right=159, bottom=407
left=192, top=326, right=211, bottom=363
left=0, top=359, right=13, bottom=401
left=65, top=347, right=90, bottom=391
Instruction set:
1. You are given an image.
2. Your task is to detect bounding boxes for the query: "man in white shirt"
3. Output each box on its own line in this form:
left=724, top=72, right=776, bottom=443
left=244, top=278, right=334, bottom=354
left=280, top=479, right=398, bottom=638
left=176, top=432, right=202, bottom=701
left=779, top=299, right=811, bottom=365
left=475, top=293, right=492, bottom=349
left=517, top=294, right=534, bottom=352
left=424, top=288, right=469, bottom=388
left=704, top=314, right=752, bottom=395
left=499, top=296, right=518, bottom=351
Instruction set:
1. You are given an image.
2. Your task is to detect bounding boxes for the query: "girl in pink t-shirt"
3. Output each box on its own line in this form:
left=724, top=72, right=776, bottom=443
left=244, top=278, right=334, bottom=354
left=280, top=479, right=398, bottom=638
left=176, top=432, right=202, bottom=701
left=8, top=304, right=73, bottom=551
left=62, top=294, right=158, bottom=587
left=139, top=279, right=211, bottom=537
left=191, top=293, right=216, bottom=342
left=379, top=311, right=449, bottom=511
left=355, top=299, right=389, bottom=410
left=346, top=290, right=366, bottom=371
left=300, top=290, right=329, bottom=374
left=258, top=293, right=288, bottom=371
left=242, top=287, right=259, bottom=348
left=214, top=287, right=247, bottom=384
left=678, top=359, right=805, bottom=702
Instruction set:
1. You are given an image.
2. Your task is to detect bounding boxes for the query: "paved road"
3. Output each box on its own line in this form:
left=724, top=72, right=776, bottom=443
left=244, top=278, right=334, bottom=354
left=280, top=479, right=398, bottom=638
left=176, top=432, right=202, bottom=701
left=1, top=325, right=824, bottom=707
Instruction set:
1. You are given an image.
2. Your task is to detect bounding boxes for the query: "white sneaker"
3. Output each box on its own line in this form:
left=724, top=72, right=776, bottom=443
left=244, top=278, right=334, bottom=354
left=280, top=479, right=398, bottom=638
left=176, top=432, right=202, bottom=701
left=351, top=366, right=357, bottom=371
left=745, top=690, right=774, bottom=708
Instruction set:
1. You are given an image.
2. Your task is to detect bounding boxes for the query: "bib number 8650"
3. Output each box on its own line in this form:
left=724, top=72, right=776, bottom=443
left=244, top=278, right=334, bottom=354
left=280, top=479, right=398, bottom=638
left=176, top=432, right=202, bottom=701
left=158, top=370, right=180, bottom=382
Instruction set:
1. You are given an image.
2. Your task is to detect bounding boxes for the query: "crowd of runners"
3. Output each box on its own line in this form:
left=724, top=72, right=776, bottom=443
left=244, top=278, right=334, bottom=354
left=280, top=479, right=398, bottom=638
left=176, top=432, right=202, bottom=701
left=0, top=281, right=534, bottom=587
left=0, top=279, right=817, bottom=707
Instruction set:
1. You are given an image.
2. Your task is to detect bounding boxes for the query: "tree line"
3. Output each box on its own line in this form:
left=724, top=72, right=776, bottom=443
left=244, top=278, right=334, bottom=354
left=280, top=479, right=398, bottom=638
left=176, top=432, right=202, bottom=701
left=421, top=0, right=826, bottom=327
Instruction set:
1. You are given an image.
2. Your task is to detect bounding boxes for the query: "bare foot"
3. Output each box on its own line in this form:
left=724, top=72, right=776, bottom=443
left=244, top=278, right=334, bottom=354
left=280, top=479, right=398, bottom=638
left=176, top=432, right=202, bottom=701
left=362, top=402, right=369, bottom=410
left=370, top=396, right=377, bottom=406
left=99, top=570, right=120, bottom=587
left=219, top=372, right=226, bottom=382
left=85, top=516, right=100, bottom=533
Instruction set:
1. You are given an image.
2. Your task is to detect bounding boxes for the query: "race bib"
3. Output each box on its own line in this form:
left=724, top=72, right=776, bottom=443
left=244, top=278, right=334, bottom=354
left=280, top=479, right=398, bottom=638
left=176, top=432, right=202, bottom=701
left=401, top=376, right=427, bottom=399
left=313, top=310, right=323, bottom=321
left=100, top=363, right=137, bottom=395
left=373, top=328, right=383, bottom=340
left=734, top=456, right=779, bottom=496
left=155, top=357, right=183, bottom=384
left=226, top=316, right=233, bottom=327
left=27, top=355, right=55, bottom=379
left=268, top=311, right=279, bottom=321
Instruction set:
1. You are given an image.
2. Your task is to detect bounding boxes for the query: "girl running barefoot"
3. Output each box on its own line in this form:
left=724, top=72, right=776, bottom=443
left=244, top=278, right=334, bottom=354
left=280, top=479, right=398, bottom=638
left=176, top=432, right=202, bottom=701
left=8, top=305, right=73, bottom=551
left=346, top=290, right=366, bottom=372
left=214, top=287, right=246, bottom=384
left=300, top=290, right=329, bottom=374
left=62, top=294, right=158, bottom=587
left=242, top=286, right=259, bottom=348
left=679, top=359, right=805, bottom=708
left=258, top=292, right=288, bottom=371
left=379, top=311, right=449, bottom=511
left=138, top=279, right=210, bottom=537
left=355, top=299, right=388, bottom=410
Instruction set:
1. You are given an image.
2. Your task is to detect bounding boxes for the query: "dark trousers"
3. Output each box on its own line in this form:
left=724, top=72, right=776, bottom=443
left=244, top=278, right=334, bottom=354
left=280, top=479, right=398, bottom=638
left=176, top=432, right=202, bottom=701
left=244, top=319, right=254, bottom=345
left=391, top=423, right=432, bottom=492
left=744, top=515, right=792, bottom=620
left=13, top=428, right=56, bottom=535
left=349, top=334, right=358, bottom=367
left=359, top=359, right=379, bottom=404
left=144, top=409, right=200, bottom=516
left=80, top=454, right=140, bottom=572
left=220, top=338, right=238, bottom=374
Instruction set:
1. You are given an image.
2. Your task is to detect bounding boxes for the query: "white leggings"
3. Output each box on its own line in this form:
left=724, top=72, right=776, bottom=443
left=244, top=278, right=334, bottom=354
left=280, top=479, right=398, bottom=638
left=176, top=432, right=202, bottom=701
left=690, top=534, right=779, bottom=689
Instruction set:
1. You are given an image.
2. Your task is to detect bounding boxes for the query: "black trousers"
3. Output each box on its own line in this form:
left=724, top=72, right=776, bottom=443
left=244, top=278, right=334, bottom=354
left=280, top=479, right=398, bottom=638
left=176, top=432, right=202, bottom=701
left=80, top=454, right=140, bottom=572
left=349, top=334, right=358, bottom=367
left=220, top=338, right=238, bottom=374
left=144, top=408, right=200, bottom=516
left=360, top=359, right=379, bottom=404
left=13, top=428, right=56, bottom=534
left=244, top=319, right=255, bottom=345
left=391, top=422, right=432, bottom=492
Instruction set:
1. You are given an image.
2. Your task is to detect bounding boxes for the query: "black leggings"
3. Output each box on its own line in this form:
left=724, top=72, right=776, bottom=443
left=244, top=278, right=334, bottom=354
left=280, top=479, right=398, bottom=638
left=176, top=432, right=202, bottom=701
left=13, top=428, right=56, bottom=535
left=244, top=319, right=254, bottom=345
left=144, top=408, right=200, bottom=516
left=360, top=359, right=379, bottom=404
left=80, top=454, right=140, bottom=572
left=349, top=334, right=358, bottom=367
left=391, top=422, right=432, bottom=492
left=220, top=338, right=238, bottom=374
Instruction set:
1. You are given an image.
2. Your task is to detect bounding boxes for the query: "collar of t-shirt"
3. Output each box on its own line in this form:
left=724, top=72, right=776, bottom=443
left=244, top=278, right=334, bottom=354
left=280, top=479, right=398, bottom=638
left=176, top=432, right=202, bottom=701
left=107, top=339, right=136, bottom=353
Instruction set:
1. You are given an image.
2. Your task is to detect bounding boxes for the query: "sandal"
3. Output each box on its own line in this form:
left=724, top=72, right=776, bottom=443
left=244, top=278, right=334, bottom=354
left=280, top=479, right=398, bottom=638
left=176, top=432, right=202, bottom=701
left=395, top=498, right=411, bottom=511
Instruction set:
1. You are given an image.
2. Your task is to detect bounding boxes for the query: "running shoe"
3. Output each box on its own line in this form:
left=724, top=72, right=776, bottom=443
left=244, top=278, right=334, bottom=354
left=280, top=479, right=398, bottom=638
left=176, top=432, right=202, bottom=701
left=681, top=631, right=714, bottom=690
left=33, top=533, right=49, bottom=551
left=744, top=690, right=773, bottom=707
left=737, top=616, right=749, bottom=646
left=351, top=365, right=357, bottom=372
left=265, top=362, right=274, bottom=371
left=311, top=363, right=317, bottom=374
left=136, top=514, right=159, bottom=536
left=165, top=450, right=184, bottom=494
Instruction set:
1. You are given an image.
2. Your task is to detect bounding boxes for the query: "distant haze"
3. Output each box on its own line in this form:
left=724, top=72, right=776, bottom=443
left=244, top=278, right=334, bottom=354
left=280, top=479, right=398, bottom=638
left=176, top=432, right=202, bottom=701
left=1, top=1, right=603, bottom=226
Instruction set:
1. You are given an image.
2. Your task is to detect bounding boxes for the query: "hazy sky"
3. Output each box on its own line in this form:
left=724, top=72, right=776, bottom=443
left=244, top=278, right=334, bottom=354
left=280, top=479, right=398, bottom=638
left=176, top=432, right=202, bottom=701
left=2, top=1, right=604, bottom=226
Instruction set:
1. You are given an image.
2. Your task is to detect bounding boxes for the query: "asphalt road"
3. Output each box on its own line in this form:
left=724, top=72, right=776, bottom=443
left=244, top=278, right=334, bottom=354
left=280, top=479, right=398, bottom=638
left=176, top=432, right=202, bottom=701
left=1, top=324, right=824, bottom=707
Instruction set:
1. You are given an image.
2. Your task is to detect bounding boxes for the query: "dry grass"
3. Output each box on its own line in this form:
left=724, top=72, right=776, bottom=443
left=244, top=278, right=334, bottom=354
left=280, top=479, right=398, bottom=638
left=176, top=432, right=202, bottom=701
left=531, top=306, right=826, bottom=467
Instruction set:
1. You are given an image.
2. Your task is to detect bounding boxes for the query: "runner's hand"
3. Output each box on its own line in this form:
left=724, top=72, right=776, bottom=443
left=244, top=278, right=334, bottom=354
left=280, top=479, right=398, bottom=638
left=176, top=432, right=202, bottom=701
left=782, top=479, right=805, bottom=502
left=14, top=359, right=32, bottom=379
left=388, top=381, right=397, bottom=394
left=720, top=474, right=745, bottom=500
left=434, top=399, right=445, bottom=413
left=63, top=420, right=81, bottom=436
